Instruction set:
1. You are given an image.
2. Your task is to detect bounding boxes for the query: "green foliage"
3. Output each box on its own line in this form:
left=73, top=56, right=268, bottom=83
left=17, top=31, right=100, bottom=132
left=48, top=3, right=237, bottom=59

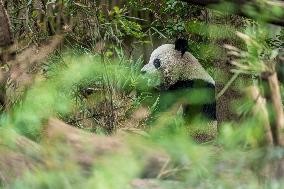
left=127, top=0, right=197, bottom=38
left=7, top=1, right=145, bottom=48
left=1, top=52, right=145, bottom=139
left=227, top=24, right=280, bottom=76
left=268, top=28, right=284, bottom=48
left=98, top=6, right=146, bottom=41
left=0, top=49, right=283, bottom=188
left=2, top=0, right=284, bottom=188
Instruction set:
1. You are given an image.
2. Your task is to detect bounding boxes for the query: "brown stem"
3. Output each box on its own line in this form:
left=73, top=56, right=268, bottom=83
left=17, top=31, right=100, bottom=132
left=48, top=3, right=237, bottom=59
left=267, top=73, right=284, bottom=145
left=246, top=86, right=273, bottom=145
left=0, top=0, right=13, bottom=47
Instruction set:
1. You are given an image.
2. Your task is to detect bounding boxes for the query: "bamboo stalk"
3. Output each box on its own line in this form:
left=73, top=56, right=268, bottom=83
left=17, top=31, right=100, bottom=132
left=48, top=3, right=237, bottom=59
left=246, top=86, right=273, bottom=145
left=267, top=73, right=284, bottom=145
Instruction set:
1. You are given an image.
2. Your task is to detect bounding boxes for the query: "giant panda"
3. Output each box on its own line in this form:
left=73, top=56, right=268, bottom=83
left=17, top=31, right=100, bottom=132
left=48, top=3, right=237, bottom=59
left=141, top=39, right=217, bottom=128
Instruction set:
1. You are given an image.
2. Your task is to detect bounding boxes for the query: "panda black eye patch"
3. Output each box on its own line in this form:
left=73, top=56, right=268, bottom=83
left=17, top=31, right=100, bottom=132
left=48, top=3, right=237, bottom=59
left=153, top=59, right=161, bottom=69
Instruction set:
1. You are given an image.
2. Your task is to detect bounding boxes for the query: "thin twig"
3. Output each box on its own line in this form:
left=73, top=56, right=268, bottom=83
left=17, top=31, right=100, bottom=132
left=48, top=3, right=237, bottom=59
left=216, top=71, right=240, bottom=100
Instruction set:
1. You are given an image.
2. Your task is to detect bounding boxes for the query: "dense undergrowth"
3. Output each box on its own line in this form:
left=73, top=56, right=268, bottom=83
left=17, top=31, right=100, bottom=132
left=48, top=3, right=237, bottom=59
left=1, top=0, right=284, bottom=188
left=0, top=46, right=283, bottom=188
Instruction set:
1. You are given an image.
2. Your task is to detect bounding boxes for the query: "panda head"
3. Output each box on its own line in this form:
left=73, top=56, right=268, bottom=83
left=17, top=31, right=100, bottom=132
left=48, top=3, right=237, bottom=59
left=141, top=39, right=190, bottom=89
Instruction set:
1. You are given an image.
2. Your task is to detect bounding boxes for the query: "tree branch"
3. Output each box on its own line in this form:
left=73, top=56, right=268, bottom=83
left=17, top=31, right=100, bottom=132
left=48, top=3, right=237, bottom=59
left=0, top=0, right=13, bottom=47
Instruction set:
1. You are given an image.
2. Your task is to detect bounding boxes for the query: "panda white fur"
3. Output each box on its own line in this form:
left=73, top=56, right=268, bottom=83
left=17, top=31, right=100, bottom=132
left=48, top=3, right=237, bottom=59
left=141, top=39, right=217, bottom=123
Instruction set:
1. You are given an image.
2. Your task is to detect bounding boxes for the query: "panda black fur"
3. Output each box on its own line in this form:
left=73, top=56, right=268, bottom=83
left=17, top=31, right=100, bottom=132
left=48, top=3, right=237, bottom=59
left=141, top=39, right=217, bottom=123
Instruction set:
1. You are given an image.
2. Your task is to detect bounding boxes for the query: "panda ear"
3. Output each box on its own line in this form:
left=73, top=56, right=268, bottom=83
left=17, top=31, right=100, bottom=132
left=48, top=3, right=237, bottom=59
left=175, top=38, right=188, bottom=56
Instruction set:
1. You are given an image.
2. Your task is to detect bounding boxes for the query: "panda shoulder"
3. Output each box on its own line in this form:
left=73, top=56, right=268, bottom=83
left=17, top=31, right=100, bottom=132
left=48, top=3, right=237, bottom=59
left=182, top=52, right=215, bottom=86
left=183, top=51, right=199, bottom=64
